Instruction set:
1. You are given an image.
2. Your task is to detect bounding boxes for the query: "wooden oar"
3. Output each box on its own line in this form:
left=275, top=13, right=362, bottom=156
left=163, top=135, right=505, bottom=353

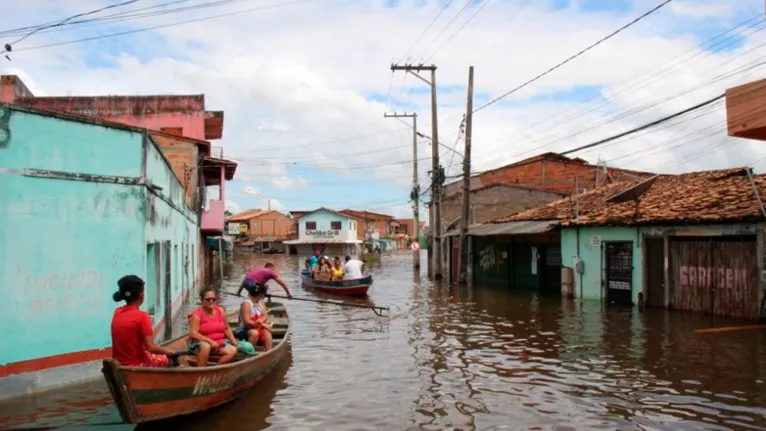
left=695, top=324, right=766, bottom=334
left=219, top=290, right=390, bottom=316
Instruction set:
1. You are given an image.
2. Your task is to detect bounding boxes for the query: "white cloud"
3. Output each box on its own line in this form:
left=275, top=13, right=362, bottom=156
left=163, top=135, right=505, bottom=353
left=224, top=199, right=241, bottom=214
left=3, top=0, right=766, bottom=212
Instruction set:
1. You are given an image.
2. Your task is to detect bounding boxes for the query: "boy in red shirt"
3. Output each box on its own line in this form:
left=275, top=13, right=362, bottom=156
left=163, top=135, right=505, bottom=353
left=111, top=275, right=176, bottom=367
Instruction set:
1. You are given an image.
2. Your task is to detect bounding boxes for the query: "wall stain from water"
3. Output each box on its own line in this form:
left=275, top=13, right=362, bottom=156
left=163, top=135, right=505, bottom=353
left=1, top=252, right=765, bottom=430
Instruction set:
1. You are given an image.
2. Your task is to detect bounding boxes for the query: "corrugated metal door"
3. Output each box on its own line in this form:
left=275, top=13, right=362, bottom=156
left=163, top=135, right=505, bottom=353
left=645, top=238, right=665, bottom=307
left=669, top=236, right=758, bottom=319
left=542, top=245, right=562, bottom=294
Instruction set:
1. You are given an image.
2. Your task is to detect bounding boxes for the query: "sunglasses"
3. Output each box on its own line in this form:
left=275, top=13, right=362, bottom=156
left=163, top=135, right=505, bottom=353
left=203, top=297, right=217, bottom=302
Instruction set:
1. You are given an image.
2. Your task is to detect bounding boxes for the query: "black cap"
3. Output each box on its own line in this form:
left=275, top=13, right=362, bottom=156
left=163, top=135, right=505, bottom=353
left=113, top=275, right=145, bottom=302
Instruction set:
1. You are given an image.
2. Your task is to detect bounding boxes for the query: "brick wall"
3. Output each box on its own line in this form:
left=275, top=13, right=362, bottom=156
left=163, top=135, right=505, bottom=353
left=442, top=184, right=566, bottom=226
left=151, top=133, right=200, bottom=209
left=444, top=158, right=653, bottom=196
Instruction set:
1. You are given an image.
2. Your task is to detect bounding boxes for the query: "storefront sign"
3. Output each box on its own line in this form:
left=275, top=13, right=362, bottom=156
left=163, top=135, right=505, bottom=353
left=680, top=266, right=748, bottom=289
left=305, top=229, right=340, bottom=239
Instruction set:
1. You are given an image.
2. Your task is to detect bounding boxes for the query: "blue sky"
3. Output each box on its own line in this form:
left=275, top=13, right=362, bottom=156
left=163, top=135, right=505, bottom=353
left=2, top=0, right=765, bottom=217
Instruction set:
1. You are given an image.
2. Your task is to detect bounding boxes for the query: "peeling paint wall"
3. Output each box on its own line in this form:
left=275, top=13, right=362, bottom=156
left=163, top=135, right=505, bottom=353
left=143, top=138, right=200, bottom=331
left=561, top=223, right=764, bottom=318
left=0, top=105, right=200, bottom=395
left=0, top=107, right=145, bottom=367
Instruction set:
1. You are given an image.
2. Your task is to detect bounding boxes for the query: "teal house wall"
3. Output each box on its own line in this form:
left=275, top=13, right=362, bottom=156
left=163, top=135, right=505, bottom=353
left=0, top=104, right=199, bottom=399
left=561, top=223, right=763, bottom=305
left=561, top=227, right=643, bottom=303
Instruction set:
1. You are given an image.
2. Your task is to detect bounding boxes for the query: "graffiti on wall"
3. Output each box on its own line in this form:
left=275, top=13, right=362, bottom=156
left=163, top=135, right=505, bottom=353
left=680, top=266, right=748, bottom=289
left=14, top=266, right=102, bottom=313
left=479, top=244, right=496, bottom=271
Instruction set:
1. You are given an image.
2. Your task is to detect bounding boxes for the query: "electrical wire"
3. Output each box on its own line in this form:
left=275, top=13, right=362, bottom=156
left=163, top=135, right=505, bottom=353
left=2, top=0, right=140, bottom=50
left=396, top=0, right=456, bottom=64
left=12, top=0, right=315, bottom=52
left=472, top=0, right=674, bottom=114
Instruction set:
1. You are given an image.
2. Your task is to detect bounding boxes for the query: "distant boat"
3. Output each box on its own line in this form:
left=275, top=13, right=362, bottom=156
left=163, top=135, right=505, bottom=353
left=300, top=269, right=372, bottom=297
left=101, top=301, right=291, bottom=424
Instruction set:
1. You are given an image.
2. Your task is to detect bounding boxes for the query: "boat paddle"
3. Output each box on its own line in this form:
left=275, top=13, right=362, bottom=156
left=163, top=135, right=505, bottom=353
left=220, top=290, right=390, bottom=316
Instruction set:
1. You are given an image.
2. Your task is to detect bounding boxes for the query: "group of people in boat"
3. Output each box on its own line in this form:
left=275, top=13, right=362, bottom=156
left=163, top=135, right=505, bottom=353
left=305, top=250, right=366, bottom=282
left=109, top=263, right=293, bottom=369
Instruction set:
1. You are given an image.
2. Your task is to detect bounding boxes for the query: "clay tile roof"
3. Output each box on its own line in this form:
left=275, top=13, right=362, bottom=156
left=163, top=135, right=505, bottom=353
left=562, top=167, right=766, bottom=227
left=228, top=209, right=267, bottom=222
left=340, top=209, right=393, bottom=220
left=493, top=168, right=766, bottom=226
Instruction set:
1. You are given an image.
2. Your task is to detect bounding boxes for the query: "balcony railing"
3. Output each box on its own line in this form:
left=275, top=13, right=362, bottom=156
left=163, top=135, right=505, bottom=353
left=210, top=146, right=224, bottom=159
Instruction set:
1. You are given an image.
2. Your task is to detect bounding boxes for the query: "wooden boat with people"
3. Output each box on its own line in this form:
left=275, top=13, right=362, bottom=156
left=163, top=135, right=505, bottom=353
left=101, top=301, right=291, bottom=424
left=300, top=268, right=372, bottom=297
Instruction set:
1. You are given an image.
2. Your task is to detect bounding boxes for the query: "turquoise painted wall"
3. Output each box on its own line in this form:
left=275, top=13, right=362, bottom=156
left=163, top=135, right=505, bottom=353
left=299, top=209, right=356, bottom=233
left=561, top=226, right=643, bottom=303
left=0, top=106, right=200, bottom=367
left=142, top=140, right=199, bottom=327
left=560, top=223, right=762, bottom=305
left=0, top=108, right=145, bottom=365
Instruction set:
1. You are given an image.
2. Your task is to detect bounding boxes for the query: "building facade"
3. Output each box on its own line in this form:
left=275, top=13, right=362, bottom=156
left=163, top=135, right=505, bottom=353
left=0, top=74, right=237, bottom=288
left=488, top=168, right=766, bottom=321
left=441, top=184, right=566, bottom=229
left=228, top=209, right=294, bottom=252
left=0, top=104, right=202, bottom=398
left=442, top=152, right=655, bottom=196
left=284, top=208, right=362, bottom=256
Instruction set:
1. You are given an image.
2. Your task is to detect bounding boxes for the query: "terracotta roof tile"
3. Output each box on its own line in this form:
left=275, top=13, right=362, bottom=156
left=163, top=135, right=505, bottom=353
left=492, top=168, right=766, bottom=226
left=228, top=209, right=267, bottom=222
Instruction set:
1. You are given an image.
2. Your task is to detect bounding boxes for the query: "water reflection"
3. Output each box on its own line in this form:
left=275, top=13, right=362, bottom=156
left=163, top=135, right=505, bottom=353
left=2, top=251, right=766, bottom=430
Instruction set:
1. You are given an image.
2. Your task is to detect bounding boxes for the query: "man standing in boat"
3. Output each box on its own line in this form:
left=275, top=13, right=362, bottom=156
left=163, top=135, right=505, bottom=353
left=236, top=262, right=293, bottom=299
left=343, top=255, right=365, bottom=280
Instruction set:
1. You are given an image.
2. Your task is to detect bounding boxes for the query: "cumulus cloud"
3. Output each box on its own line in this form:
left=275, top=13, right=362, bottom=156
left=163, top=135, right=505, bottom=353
left=3, top=0, right=766, bottom=217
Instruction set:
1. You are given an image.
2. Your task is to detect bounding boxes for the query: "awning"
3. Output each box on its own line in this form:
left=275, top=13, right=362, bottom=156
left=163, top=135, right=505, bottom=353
left=442, top=220, right=559, bottom=237
left=283, top=239, right=363, bottom=245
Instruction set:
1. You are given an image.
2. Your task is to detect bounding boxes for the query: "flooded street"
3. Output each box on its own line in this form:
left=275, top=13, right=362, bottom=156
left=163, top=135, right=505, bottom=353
left=3, top=251, right=766, bottom=430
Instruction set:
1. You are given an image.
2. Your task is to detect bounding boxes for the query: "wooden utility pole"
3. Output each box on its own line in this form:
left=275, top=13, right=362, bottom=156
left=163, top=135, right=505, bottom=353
left=458, top=66, right=474, bottom=284
left=391, top=63, right=443, bottom=279
left=384, top=112, right=420, bottom=271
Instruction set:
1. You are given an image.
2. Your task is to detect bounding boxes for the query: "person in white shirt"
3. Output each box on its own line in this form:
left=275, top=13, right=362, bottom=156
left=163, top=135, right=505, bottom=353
left=343, top=255, right=365, bottom=280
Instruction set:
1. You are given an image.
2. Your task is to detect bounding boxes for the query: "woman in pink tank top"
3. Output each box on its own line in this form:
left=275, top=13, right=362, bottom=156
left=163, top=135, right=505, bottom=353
left=188, top=288, right=239, bottom=366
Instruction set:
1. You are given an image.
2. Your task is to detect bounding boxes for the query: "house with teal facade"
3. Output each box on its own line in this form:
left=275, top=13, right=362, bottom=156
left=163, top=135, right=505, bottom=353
left=0, top=104, right=202, bottom=399
left=497, top=168, right=766, bottom=321
left=284, top=208, right=362, bottom=257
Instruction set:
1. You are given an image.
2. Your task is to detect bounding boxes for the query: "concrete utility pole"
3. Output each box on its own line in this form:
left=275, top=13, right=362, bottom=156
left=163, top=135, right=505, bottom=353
left=384, top=112, right=421, bottom=271
left=459, top=66, right=474, bottom=284
left=391, top=63, right=443, bottom=279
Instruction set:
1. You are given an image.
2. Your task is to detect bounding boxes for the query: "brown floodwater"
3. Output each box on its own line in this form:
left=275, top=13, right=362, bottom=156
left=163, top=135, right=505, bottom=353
left=3, top=251, right=766, bottom=430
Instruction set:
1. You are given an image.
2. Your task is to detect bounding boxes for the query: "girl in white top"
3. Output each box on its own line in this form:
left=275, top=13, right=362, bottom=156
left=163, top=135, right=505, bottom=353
left=236, top=283, right=273, bottom=350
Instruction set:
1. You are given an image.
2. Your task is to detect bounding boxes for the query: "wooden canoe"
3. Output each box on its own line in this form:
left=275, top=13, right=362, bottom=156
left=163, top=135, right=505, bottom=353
left=101, top=301, right=291, bottom=424
left=300, top=268, right=372, bottom=297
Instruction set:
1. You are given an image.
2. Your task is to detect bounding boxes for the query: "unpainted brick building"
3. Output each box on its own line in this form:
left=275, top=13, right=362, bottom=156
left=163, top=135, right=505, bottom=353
left=442, top=184, right=566, bottom=228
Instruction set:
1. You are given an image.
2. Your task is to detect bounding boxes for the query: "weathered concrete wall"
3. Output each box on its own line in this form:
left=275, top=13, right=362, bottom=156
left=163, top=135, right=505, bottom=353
left=15, top=96, right=208, bottom=141
left=143, top=139, right=200, bottom=331
left=442, top=185, right=566, bottom=225
left=0, top=107, right=146, bottom=395
left=561, top=223, right=764, bottom=309
left=0, top=105, right=200, bottom=399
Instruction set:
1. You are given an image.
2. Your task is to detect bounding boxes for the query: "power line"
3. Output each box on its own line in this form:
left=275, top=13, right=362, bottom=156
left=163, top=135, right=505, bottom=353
left=424, top=0, right=493, bottom=62
left=493, top=14, right=765, bottom=148
left=412, top=0, right=474, bottom=61
left=396, top=0, right=456, bottom=64
left=472, top=0, right=674, bottom=114
left=12, top=0, right=314, bottom=52
left=2, top=0, right=141, bottom=50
